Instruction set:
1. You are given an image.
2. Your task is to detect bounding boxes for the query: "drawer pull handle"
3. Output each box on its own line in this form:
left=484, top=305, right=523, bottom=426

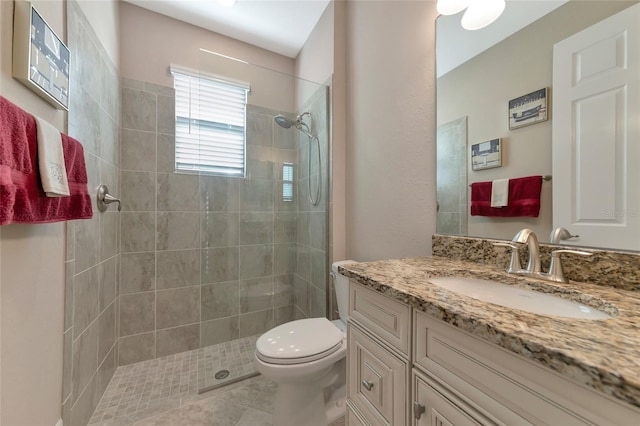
left=361, top=380, right=374, bottom=391
left=414, top=402, right=426, bottom=420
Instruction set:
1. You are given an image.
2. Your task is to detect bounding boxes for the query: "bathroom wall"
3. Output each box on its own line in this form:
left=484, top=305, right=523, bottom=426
left=344, top=1, right=438, bottom=261
left=293, top=5, right=335, bottom=317
left=0, top=1, right=66, bottom=425
left=331, top=1, right=347, bottom=265
left=437, top=1, right=634, bottom=240
left=118, top=2, right=294, bottom=90
left=75, top=0, right=120, bottom=67
left=64, top=1, right=121, bottom=425
left=293, top=86, right=330, bottom=319
left=115, top=3, right=334, bottom=363
left=117, top=78, right=298, bottom=364
left=294, top=1, right=334, bottom=108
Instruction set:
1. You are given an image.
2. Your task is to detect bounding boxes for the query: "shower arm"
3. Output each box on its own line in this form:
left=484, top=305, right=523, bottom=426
left=298, top=111, right=312, bottom=120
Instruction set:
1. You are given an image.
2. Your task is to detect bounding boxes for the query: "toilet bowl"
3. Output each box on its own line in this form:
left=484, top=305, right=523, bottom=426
left=254, top=260, right=356, bottom=426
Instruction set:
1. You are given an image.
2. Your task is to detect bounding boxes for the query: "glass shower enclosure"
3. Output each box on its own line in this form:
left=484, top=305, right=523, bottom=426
left=193, top=50, right=331, bottom=391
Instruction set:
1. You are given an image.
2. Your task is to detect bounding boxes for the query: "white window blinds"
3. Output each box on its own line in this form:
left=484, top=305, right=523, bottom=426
left=282, top=163, right=294, bottom=202
left=171, top=66, right=249, bottom=176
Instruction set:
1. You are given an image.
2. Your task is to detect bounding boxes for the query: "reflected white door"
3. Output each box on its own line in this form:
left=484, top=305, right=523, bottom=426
left=552, top=3, right=640, bottom=249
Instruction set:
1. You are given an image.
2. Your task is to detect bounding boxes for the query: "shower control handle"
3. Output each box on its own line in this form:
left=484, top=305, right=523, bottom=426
left=361, top=379, right=374, bottom=391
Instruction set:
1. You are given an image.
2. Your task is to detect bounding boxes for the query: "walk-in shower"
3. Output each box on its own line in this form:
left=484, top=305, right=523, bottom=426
left=275, top=112, right=322, bottom=206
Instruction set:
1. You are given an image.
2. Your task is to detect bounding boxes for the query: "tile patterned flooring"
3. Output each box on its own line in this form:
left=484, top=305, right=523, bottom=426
left=198, top=336, right=259, bottom=391
left=88, top=335, right=345, bottom=426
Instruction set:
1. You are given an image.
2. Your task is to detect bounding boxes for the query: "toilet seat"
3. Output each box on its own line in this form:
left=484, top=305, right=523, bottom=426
left=256, top=318, right=344, bottom=365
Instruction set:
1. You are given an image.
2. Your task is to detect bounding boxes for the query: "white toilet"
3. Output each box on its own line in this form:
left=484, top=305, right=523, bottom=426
left=255, top=260, right=356, bottom=426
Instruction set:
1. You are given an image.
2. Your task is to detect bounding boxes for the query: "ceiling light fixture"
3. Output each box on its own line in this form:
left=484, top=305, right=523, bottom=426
left=437, top=0, right=506, bottom=31
left=437, top=0, right=469, bottom=16
left=461, top=0, right=506, bottom=30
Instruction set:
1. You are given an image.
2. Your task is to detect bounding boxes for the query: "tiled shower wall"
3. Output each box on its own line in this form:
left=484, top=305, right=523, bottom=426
left=117, top=79, right=299, bottom=365
left=64, top=1, right=121, bottom=425
left=436, top=117, right=468, bottom=236
left=294, top=87, right=330, bottom=319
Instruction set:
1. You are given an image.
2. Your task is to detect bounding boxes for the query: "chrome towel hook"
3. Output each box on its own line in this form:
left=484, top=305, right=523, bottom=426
left=97, top=185, right=121, bottom=212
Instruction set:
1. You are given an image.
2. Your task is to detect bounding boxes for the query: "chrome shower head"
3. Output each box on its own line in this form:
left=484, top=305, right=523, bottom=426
left=274, top=115, right=294, bottom=129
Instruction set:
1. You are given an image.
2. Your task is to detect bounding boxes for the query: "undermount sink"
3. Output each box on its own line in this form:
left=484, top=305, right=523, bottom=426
left=428, top=277, right=611, bottom=320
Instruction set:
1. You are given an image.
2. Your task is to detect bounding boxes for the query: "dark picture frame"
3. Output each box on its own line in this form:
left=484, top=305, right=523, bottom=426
left=12, top=1, right=70, bottom=110
left=508, top=88, right=548, bottom=130
left=471, top=138, right=502, bottom=171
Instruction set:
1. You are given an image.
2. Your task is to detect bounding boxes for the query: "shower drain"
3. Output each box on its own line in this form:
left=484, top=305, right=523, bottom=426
left=214, top=369, right=230, bottom=380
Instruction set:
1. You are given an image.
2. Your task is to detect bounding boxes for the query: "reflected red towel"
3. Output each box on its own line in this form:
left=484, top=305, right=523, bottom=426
left=0, top=96, right=93, bottom=225
left=470, top=176, right=542, bottom=217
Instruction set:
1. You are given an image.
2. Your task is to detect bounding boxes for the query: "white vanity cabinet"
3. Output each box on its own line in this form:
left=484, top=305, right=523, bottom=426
left=412, top=370, right=488, bottom=426
left=346, top=282, right=411, bottom=425
left=413, top=311, right=640, bottom=426
left=345, top=279, right=640, bottom=426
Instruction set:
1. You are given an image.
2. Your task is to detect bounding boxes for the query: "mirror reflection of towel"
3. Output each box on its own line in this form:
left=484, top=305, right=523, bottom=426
left=490, top=179, right=509, bottom=207
left=471, top=176, right=542, bottom=217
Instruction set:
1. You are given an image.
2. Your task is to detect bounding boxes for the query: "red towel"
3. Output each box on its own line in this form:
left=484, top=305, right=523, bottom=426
left=0, top=96, right=93, bottom=225
left=470, top=176, right=543, bottom=217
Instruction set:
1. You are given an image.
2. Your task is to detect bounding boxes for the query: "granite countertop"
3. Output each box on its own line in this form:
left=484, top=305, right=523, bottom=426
left=339, top=256, right=640, bottom=409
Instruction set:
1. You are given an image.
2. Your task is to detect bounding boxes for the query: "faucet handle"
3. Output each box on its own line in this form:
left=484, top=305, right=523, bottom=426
left=493, top=242, right=525, bottom=273
left=547, top=249, right=593, bottom=283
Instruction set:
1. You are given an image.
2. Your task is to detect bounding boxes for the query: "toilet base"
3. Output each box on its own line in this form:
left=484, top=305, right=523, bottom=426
left=325, top=383, right=346, bottom=424
left=273, top=382, right=346, bottom=426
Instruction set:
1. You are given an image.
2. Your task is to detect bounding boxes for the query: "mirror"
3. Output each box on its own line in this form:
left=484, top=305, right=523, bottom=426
left=436, top=0, right=639, bottom=250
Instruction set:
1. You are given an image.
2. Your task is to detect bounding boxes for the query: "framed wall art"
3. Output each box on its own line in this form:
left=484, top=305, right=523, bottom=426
left=471, top=138, right=502, bottom=171
left=508, top=88, right=548, bottom=130
left=12, top=1, right=70, bottom=110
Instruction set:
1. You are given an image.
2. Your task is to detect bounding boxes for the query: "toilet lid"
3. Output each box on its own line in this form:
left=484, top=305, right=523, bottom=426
left=256, top=318, right=344, bottom=364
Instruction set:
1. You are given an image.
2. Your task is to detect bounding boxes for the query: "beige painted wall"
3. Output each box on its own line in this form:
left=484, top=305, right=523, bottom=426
left=345, top=0, right=437, bottom=261
left=295, top=1, right=333, bottom=85
left=119, top=2, right=296, bottom=112
left=294, top=0, right=348, bottom=264
left=437, top=0, right=635, bottom=241
left=294, top=0, right=334, bottom=108
left=331, top=0, right=347, bottom=263
left=76, top=0, right=120, bottom=69
left=0, top=1, right=66, bottom=424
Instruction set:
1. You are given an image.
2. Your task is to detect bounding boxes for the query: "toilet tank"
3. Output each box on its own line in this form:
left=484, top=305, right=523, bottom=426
left=332, top=260, right=357, bottom=322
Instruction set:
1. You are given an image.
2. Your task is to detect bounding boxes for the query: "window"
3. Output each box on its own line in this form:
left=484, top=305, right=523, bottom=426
left=282, top=163, right=294, bottom=202
left=171, top=66, right=249, bottom=176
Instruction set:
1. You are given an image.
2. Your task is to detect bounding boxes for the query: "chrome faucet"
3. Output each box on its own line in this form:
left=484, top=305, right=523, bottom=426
left=549, top=226, right=579, bottom=244
left=494, top=228, right=593, bottom=283
left=512, top=229, right=541, bottom=274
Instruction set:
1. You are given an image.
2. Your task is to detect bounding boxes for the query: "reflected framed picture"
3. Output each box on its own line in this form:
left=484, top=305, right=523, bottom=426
left=12, top=1, right=70, bottom=110
left=508, top=88, right=548, bottom=130
left=471, top=138, right=502, bottom=171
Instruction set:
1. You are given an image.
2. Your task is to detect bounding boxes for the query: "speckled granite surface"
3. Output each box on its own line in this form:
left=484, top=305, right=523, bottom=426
left=433, top=234, right=640, bottom=291
left=339, top=257, right=640, bottom=409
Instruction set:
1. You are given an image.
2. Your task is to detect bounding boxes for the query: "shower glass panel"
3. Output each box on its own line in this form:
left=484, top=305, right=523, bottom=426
left=196, top=49, right=330, bottom=392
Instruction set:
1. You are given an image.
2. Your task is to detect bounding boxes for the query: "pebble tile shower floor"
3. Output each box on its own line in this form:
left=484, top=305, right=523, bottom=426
left=89, top=335, right=265, bottom=425
left=88, top=334, right=346, bottom=425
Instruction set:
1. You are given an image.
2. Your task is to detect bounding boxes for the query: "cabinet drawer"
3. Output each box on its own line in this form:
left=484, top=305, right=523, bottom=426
left=348, top=323, right=408, bottom=426
left=347, top=400, right=370, bottom=426
left=414, top=311, right=638, bottom=425
left=349, top=281, right=411, bottom=357
left=413, top=370, right=488, bottom=426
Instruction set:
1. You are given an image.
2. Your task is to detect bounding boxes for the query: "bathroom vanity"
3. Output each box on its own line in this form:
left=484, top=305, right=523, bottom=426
left=340, top=255, right=640, bottom=425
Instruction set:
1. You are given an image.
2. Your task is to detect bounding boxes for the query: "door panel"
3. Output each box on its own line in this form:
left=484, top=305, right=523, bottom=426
left=553, top=3, right=640, bottom=249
